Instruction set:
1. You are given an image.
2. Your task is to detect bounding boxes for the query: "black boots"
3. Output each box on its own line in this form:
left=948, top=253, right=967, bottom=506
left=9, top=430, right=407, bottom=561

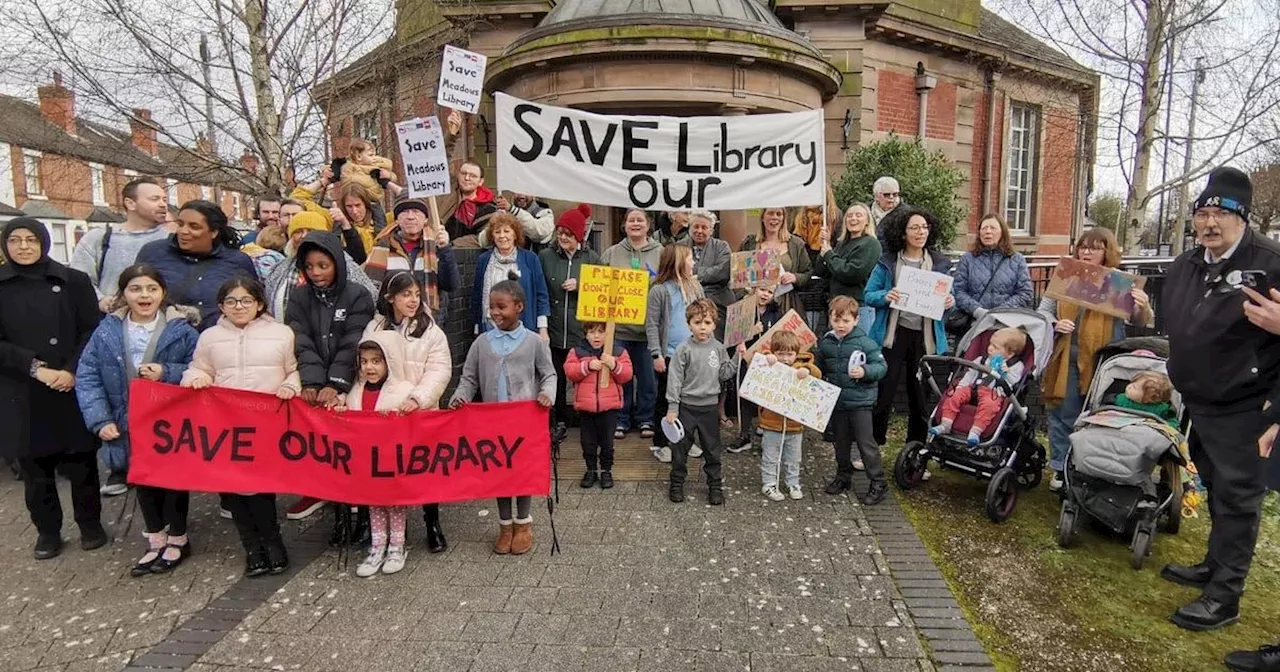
left=424, top=504, right=447, bottom=554
left=825, top=478, right=851, bottom=495
left=245, top=549, right=271, bottom=578
left=329, top=505, right=370, bottom=547
left=1171, top=595, right=1240, bottom=631
left=669, top=481, right=685, bottom=503
left=599, top=471, right=614, bottom=489
left=265, top=537, right=289, bottom=575
left=861, top=480, right=887, bottom=506
left=580, top=471, right=598, bottom=488
left=1161, top=562, right=1214, bottom=589
left=80, top=523, right=110, bottom=551
left=708, top=485, right=725, bottom=506
left=1225, top=643, right=1280, bottom=672
left=33, top=532, right=62, bottom=560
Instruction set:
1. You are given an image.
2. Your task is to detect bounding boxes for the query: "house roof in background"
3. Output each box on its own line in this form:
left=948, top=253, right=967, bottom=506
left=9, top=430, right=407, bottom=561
left=0, top=202, right=24, bottom=217
left=977, top=8, right=1088, bottom=74
left=21, top=200, right=71, bottom=220
left=86, top=206, right=126, bottom=223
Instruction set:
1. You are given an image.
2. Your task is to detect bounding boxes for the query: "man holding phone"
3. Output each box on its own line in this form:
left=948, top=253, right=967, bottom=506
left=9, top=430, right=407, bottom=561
left=1161, top=167, right=1280, bottom=636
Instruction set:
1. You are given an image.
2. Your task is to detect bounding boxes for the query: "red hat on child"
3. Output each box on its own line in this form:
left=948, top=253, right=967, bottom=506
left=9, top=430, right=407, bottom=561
left=556, top=204, right=592, bottom=243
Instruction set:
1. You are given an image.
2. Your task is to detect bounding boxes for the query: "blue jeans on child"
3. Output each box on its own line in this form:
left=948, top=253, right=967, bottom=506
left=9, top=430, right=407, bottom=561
left=760, top=430, right=802, bottom=490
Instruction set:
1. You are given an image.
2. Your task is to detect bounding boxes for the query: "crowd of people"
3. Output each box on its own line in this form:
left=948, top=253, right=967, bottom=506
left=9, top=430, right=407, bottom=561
left=2, top=153, right=1280, bottom=669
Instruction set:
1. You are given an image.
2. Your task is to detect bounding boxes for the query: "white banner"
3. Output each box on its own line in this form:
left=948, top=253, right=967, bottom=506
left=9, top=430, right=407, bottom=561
left=437, top=45, right=487, bottom=114
left=395, top=117, right=451, bottom=198
left=890, top=266, right=954, bottom=321
left=738, top=354, right=840, bottom=432
left=495, top=93, right=825, bottom=210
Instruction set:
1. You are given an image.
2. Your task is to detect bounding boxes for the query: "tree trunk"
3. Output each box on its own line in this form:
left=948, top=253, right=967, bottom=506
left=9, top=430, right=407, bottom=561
left=1123, top=0, right=1170, bottom=252
left=244, top=0, right=285, bottom=193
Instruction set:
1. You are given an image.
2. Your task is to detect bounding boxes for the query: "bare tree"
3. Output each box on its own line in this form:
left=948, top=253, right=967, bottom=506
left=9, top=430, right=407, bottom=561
left=8, top=0, right=393, bottom=193
left=990, top=0, right=1280, bottom=250
left=1251, top=160, right=1280, bottom=233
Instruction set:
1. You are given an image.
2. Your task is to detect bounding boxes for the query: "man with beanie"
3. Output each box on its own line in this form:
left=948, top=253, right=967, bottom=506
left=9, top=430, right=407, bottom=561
left=1161, top=166, right=1280, bottom=633
left=366, top=199, right=459, bottom=325
left=540, top=204, right=600, bottom=425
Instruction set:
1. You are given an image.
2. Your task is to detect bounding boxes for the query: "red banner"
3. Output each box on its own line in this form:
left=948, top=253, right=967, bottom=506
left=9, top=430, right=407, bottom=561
left=126, top=380, right=551, bottom=506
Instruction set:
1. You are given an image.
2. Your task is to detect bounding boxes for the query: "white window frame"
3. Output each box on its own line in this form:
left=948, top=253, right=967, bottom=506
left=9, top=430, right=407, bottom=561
left=166, top=179, right=178, bottom=205
left=201, top=185, right=213, bottom=201
left=90, top=162, right=108, bottom=206
left=48, top=222, right=69, bottom=264
left=232, top=192, right=242, bottom=218
left=22, top=150, right=44, bottom=199
left=354, top=110, right=380, bottom=150
left=1002, top=103, right=1041, bottom=234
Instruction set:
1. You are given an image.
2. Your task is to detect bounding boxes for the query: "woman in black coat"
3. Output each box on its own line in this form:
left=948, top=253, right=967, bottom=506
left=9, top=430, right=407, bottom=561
left=0, top=218, right=107, bottom=560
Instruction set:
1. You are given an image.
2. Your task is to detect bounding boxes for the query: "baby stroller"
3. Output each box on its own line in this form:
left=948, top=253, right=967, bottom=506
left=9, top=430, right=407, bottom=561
left=1055, top=338, right=1186, bottom=569
left=893, top=308, right=1053, bottom=523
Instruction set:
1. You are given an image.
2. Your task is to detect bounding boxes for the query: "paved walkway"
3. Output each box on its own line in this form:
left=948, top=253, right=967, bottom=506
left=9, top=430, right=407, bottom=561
left=0, top=434, right=993, bottom=672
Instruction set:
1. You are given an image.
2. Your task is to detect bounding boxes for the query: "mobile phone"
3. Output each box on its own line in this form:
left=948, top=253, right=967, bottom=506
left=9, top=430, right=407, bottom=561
left=1240, top=270, right=1273, bottom=296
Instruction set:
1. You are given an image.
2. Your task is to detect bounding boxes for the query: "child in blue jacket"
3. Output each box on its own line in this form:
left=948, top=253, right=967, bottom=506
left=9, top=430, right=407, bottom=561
left=76, top=263, right=199, bottom=576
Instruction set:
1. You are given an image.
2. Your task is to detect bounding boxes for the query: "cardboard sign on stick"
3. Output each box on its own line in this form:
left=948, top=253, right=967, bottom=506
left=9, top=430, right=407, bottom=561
left=437, top=45, right=487, bottom=114
left=730, top=249, right=782, bottom=290
left=723, top=293, right=758, bottom=347
left=889, top=266, right=954, bottom=321
left=395, top=117, right=451, bottom=198
left=1044, top=256, right=1146, bottom=320
left=739, top=354, right=840, bottom=432
left=745, top=309, right=816, bottom=359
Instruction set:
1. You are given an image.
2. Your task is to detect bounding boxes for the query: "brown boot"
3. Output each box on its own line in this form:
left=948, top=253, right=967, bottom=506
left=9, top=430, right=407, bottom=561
left=510, top=519, right=533, bottom=555
left=494, top=522, right=514, bottom=555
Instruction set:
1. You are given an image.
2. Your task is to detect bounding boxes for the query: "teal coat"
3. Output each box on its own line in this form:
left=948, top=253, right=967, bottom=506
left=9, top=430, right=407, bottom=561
left=816, top=326, right=887, bottom=410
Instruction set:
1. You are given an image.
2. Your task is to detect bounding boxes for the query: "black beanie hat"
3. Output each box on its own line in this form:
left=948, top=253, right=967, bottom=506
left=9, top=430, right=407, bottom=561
left=1192, top=166, right=1252, bottom=222
left=393, top=199, right=431, bottom=218
left=2, top=217, right=51, bottom=263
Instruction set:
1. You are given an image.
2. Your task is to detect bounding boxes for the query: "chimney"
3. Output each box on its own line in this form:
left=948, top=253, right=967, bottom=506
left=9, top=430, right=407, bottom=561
left=130, top=108, right=158, bottom=156
left=194, top=132, right=213, bottom=155
left=37, top=71, right=77, bottom=135
left=240, top=148, right=259, bottom=175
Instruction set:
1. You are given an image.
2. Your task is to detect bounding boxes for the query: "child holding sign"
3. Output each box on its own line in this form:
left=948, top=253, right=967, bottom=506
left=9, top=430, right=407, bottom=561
left=183, top=277, right=301, bottom=577
left=76, top=264, right=200, bottom=576
left=816, top=297, right=888, bottom=505
left=665, top=299, right=738, bottom=505
left=565, top=321, right=634, bottom=489
left=757, top=331, right=822, bottom=501
left=450, top=280, right=556, bottom=555
left=341, top=333, right=416, bottom=577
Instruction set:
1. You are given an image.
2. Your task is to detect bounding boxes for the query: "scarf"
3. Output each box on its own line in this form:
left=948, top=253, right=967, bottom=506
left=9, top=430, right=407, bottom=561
left=454, top=185, right=495, bottom=230
left=1043, top=301, right=1115, bottom=408
left=882, top=251, right=936, bottom=354
left=482, top=248, right=519, bottom=329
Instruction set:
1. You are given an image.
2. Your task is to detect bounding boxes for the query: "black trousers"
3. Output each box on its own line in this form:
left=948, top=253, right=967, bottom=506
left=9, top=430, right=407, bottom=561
left=653, top=367, right=671, bottom=448
left=670, top=404, right=723, bottom=487
left=1187, top=409, right=1269, bottom=602
left=834, top=408, right=882, bottom=481
left=137, top=486, right=190, bottom=537
left=20, top=452, right=101, bottom=535
left=873, top=327, right=929, bottom=445
left=581, top=410, right=619, bottom=472
left=220, top=493, right=280, bottom=552
left=550, top=347, right=577, bottom=427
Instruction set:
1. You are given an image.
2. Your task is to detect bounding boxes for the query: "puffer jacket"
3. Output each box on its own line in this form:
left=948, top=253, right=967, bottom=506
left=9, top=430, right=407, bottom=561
left=76, top=306, right=200, bottom=471
left=599, top=237, right=663, bottom=342
left=362, top=314, right=452, bottom=408
left=344, top=331, right=416, bottom=411
left=756, top=352, right=823, bottom=433
left=565, top=341, right=635, bottom=413
left=540, top=243, right=601, bottom=350
left=286, top=232, right=375, bottom=393
left=816, top=326, right=887, bottom=410
left=182, top=314, right=302, bottom=394
left=135, top=236, right=257, bottom=331
left=952, top=248, right=1033, bottom=317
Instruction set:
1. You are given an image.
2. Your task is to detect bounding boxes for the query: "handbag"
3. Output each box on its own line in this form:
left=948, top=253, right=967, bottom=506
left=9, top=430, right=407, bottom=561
left=945, top=255, right=1009, bottom=337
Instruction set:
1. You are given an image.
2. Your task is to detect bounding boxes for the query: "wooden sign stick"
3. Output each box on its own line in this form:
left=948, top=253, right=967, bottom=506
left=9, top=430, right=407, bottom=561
left=598, top=321, right=616, bottom=390
left=427, top=196, right=442, bottom=232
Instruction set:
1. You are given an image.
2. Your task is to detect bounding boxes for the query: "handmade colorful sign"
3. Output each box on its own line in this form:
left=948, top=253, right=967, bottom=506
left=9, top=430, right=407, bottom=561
left=395, top=117, right=451, bottom=198
left=739, top=353, right=840, bottom=432
left=729, top=249, right=782, bottom=290
left=745, top=309, right=817, bottom=359
left=127, top=381, right=550, bottom=506
left=495, top=93, right=824, bottom=211
left=889, top=266, right=954, bottom=321
left=437, top=45, right=487, bottom=114
left=1045, top=256, right=1146, bottom=320
left=723, top=292, right=759, bottom=347
left=575, top=264, right=649, bottom=325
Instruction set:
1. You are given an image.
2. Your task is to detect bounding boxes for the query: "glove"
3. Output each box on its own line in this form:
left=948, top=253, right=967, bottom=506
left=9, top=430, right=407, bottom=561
left=371, top=168, right=390, bottom=188
left=329, top=158, right=347, bottom=182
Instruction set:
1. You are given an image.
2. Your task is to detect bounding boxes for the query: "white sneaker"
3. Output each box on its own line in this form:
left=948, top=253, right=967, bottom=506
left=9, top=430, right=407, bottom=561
left=761, top=485, right=785, bottom=501
left=789, top=486, right=804, bottom=500
left=922, top=469, right=933, bottom=481
left=382, top=546, right=407, bottom=574
left=652, top=446, right=672, bottom=463
left=852, top=459, right=865, bottom=471
left=689, top=444, right=703, bottom=458
left=355, top=547, right=386, bottom=577
left=219, top=507, right=233, bottom=520
left=1049, top=472, right=1064, bottom=492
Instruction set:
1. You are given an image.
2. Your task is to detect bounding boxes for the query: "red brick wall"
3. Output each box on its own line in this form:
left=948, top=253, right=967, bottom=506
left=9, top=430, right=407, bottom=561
left=966, top=90, right=1006, bottom=234
left=876, top=69, right=956, bottom=141
left=1039, top=106, right=1078, bottom=254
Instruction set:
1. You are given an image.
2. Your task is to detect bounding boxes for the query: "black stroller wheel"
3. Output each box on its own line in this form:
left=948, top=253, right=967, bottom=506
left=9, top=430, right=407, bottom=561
left=1130, top=527, right=1153, bottom=570
left=1016, top=468, right=1043, bottom=490
left=985, top=467, right=1019, bottom=523
left=1056, top=501, right=1077, bottom=548
left=893, top=441, right=929, bottom=491
left=1160, top=461, right=1183, bottom=535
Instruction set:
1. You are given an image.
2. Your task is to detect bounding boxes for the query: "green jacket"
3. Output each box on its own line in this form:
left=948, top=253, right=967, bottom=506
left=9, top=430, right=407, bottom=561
left=818, top=235, right=881, bottom=302
left=539, top=243, right=601, bottom=350
left=816, top=326, right=887, bottom=410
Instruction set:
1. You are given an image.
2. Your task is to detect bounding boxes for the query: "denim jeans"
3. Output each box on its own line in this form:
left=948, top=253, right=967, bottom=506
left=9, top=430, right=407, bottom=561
left=1048, top=349, right=1082, bottom=473
left=617, top=339, right=656, bottom=431
left=760, top=430, right=803, bottom=490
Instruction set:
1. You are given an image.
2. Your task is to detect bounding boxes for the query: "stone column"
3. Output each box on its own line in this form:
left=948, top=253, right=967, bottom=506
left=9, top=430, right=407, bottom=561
left=719, top=105, right=751, bottom=251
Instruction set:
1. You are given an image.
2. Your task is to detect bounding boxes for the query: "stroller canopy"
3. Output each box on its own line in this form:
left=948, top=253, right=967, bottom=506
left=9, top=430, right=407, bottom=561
left=1082, top=352, right=1184, bottom=422
left=955, top=308, right=1055, bottom=377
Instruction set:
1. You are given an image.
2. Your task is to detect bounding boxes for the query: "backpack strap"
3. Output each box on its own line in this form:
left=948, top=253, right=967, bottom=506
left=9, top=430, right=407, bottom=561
left=96, top=225, right=113, bottom=285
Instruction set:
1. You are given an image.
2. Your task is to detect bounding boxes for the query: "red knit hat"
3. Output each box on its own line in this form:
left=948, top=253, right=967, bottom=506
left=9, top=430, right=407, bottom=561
left=556, top=203, right=592, bottom=242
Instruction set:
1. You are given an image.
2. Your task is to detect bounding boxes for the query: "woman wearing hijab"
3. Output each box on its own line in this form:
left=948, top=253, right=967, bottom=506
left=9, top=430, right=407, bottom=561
left=0, top=218, right=107, bottom=560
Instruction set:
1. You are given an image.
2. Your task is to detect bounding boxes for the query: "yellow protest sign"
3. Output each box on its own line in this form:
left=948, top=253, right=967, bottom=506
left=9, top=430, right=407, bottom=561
left=576, top=264, right=649, bottom=325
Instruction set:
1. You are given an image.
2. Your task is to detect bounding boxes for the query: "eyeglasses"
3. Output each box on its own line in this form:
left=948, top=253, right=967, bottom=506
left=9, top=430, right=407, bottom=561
left=7, top=236, right=40, bottom=247
left=1192, top=209, right=1237, bottom=224
left=906, top=224, right=930, bottom=233
left=221, top=297, right=258, bottom=308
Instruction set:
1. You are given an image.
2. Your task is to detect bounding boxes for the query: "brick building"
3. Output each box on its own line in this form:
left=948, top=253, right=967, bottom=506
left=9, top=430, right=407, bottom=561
left=0, top=74, right=260, bottom=263
left=313, top=0, right=1098, bottom=254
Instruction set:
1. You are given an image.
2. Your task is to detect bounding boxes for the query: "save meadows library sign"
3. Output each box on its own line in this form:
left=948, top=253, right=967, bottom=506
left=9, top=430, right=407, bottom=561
left=495, top=93, right=825, bottom=210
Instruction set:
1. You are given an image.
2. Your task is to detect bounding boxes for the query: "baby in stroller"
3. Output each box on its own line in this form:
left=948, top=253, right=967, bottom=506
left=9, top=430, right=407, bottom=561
left=1114, top=371, right=1177, bottom=428
left=929, top=327, right=1029, bottom=447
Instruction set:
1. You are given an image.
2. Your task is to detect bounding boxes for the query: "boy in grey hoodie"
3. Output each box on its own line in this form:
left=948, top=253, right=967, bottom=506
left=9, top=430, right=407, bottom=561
left=664, top=298, right=738, bottom=505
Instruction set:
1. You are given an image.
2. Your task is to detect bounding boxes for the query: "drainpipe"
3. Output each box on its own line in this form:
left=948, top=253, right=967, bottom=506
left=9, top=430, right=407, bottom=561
left=980, top=67, right=1000, bottom=216
left=914, top=62, right=937, bottom=140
